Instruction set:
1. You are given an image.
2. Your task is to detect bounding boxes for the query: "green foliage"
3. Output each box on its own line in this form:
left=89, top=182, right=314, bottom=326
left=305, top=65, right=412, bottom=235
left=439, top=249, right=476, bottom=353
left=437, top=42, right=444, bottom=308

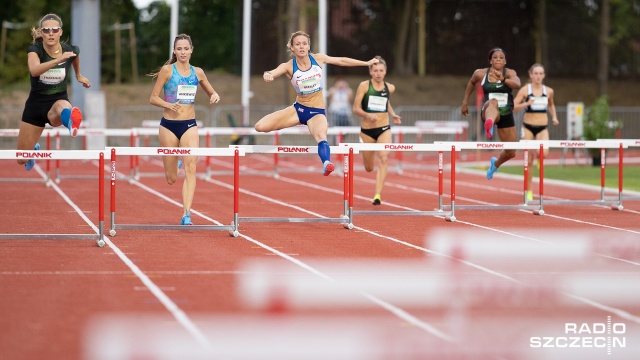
left=495, top=163, right=640, bottom=192
left=583, top=95, right=622, bottom=158
left=583, top=95, right=620, bottom=141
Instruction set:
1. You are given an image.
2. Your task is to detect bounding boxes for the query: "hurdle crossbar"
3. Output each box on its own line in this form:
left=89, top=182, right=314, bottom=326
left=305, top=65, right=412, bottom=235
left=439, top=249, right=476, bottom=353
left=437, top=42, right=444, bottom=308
left=434, top=141, right=549, bottom=219
left=598, top=139, right=640, bottom=202
left=107, top=147, right=243, bottom=236
left=1, top=126, right=462, bottom=180
left=231, top=145, right=354, bottom=229
left=523, top=140, right=627, bottom=211
left=0, top=150, right=106, bottom=247
left=339, top=143, right=459, bottom=219
left=437, top=140, right=628, bottom=218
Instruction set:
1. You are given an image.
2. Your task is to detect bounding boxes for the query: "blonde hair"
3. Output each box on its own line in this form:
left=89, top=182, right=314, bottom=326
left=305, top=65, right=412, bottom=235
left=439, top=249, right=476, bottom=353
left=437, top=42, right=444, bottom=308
left=287, top=31, right=311, bottom=57
left=31, top=13, right=63, bottom=43
left=370, top=55, right=386, bottom=70
left=529, top=63, right=545, bottom=74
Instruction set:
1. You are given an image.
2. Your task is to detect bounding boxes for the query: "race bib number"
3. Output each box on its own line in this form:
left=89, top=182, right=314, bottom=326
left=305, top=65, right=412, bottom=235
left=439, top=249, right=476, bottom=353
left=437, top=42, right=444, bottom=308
left=530, top=96, right=548, bottom=111
left=367, top=95, right=388, bottom=112
left=177, top=85, right=197, bottom=103
left=39, top=68, right=66, bottom=85
left=296, top=75, right=322, bottom=94
left=488, top=93, right=508, bottom=107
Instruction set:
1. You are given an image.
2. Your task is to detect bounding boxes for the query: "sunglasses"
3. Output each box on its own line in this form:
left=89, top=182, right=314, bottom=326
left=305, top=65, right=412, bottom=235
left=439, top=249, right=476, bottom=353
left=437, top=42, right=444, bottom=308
left=41, top=27, right=61, bottom=34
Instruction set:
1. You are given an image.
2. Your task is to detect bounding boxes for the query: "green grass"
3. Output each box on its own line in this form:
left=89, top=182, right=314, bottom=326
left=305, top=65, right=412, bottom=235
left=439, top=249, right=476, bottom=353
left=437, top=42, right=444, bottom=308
left=495, top=163, right=640, bottom=192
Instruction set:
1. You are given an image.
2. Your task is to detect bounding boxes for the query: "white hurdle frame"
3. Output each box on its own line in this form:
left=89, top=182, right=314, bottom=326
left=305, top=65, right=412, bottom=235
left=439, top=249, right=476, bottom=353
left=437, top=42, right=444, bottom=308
left=435, top=141, right=549, bottom=220
left=340, top=142, right=458, bottom=219
left=524, top=140, right=627, bottom=211
left=107, top=146, right=244, bottom=237
left=231, top=145, right=355, bottom=229
left=438, top=140, right=628, bottom=218
left=0, top=150, right=106, bottom=247
left=598, top=138, right=640, bottom=202
left=1, top=125, right=465, bottom=181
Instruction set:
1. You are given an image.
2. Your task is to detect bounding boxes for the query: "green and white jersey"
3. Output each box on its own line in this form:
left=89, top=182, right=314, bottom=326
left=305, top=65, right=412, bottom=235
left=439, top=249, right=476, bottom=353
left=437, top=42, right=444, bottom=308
left=360, top=80, right=390, bottom=113
left=481, top=67, right=513, bottom=116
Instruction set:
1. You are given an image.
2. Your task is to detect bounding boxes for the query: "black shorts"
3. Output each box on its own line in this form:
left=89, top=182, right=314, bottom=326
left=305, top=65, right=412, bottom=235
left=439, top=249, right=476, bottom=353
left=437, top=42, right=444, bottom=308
left=523, top=123, right=548, bottom=136
left=360, top=125, right=391, bottom=141
left=22, top=91, right=69, bottom=127
left=496, top=112, right=515, bottom=129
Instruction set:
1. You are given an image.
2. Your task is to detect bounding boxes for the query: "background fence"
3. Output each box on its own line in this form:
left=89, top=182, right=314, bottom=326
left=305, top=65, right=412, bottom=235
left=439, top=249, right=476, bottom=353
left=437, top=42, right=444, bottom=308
left=2, top=105, right=639, bottom=149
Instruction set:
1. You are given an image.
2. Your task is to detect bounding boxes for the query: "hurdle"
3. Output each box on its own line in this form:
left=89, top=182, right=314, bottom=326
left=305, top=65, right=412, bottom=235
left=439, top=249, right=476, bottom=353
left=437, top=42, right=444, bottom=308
left=8, top=125, right=465, bottom=180
left=523, top=140, right=627, bottom=211
left=339, top=142, right=458, bottom=219
left=0, top=129, right=63, bottom=184
left=0, top=149, right=106, bottom=247
left=433, top=141, right=548, bottom=220
left=107, top=146, right=244, bottom=237
left=598, top=138, right=640, bottom=202
left=231, top=145, right=355, bottom=229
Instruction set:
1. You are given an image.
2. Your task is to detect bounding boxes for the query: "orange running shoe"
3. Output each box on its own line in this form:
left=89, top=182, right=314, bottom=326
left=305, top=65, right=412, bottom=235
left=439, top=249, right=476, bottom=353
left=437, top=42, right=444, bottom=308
left=69, top=107, right=82, bottom=137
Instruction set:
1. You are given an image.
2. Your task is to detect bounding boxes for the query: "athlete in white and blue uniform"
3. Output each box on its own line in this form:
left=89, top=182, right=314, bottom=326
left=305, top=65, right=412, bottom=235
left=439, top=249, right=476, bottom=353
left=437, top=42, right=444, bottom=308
left=150, top=34, right=220, bottom=225
left=256, top=31, right=379, bottom=176
left=513, top=63, right=559, bottom=201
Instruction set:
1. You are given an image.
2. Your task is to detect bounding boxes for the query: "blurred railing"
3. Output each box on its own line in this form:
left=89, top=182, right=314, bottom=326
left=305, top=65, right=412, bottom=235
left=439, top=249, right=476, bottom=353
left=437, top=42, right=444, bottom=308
left=2, top=105, right=639, bottom=149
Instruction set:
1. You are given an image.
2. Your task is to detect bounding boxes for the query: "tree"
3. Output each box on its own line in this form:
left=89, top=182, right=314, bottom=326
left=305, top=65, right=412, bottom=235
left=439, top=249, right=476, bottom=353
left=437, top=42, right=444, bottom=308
left=393, top=0, right=416, bottom=75
left=597, top=0, right=610, bottom=96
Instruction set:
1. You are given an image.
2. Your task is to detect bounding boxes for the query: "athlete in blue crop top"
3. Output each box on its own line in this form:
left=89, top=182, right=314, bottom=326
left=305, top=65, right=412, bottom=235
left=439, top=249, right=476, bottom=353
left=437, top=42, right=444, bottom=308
left=352, top=56, right=401, bottom=205
left=461, top=47, right=521, bottom=180
left=255, top=30, right=378, bottom=176
left=514, top=63, right=559, bottom=201
left=150, top=34, right=220, bottom=225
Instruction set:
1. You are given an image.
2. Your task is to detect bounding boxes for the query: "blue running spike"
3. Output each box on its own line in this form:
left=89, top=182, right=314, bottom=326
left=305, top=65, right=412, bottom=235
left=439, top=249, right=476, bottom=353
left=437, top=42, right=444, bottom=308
left=180, top=211, right=193, bottom=225
left=25, top=143, right=40, bottom=171
left=487, top=157, right=498, bottom=180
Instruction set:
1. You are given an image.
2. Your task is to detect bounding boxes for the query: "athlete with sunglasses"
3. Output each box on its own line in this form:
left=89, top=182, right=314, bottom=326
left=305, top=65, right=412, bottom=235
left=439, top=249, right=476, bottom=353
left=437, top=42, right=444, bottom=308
left=17, top=13, right=91, bottom=171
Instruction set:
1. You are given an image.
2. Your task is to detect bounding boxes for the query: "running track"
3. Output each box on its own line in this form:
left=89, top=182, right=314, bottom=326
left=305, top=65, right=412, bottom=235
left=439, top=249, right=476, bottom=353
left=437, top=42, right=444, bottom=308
left=1, top=151, right=639, bottom=359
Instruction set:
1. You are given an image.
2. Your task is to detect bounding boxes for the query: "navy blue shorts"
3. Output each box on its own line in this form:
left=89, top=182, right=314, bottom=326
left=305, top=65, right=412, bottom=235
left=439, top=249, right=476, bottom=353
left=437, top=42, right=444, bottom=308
left=160, top=118, right=197, bottom=140
left=293, top=102, right=326, bottom=125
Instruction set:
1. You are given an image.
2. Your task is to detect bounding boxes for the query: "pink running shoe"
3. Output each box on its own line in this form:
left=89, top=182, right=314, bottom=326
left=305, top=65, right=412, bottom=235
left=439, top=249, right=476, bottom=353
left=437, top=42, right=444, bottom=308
left=322, top=160, right=335, bottom=176
left=70, top=107, right=82, bottom=137
left=484, top=118, right=494, bottom=139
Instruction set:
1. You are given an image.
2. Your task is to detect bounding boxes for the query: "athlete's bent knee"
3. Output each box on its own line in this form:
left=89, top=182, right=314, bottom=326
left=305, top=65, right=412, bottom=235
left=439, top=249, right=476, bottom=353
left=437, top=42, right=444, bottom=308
left=165, top=173, right=177, bottom=185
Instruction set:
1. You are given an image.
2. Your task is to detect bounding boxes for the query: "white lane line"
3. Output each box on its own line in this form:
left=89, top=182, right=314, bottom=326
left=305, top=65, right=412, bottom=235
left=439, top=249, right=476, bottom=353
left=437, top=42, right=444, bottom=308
left=48, top=160, right=214, bottom=350
left=214, top=162, right=640, bottom=324
left=112, top=162, right=455, bottom=341
left=118, top=156, right=640, bottom=337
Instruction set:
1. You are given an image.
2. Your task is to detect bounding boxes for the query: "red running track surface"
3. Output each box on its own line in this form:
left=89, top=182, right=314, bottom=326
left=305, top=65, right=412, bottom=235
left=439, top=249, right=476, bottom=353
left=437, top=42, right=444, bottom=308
left=1, top=152, right=640, bottom=360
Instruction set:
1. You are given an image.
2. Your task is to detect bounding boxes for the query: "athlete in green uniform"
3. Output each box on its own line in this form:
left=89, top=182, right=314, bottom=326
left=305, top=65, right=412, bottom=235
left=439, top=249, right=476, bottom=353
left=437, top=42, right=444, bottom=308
left=461, top=47, right=521, bottom=180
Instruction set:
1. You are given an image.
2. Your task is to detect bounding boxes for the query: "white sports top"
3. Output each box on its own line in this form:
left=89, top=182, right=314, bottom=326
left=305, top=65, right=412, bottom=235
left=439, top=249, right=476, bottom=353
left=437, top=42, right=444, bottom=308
left=290, top=54, right=323, bottom=95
